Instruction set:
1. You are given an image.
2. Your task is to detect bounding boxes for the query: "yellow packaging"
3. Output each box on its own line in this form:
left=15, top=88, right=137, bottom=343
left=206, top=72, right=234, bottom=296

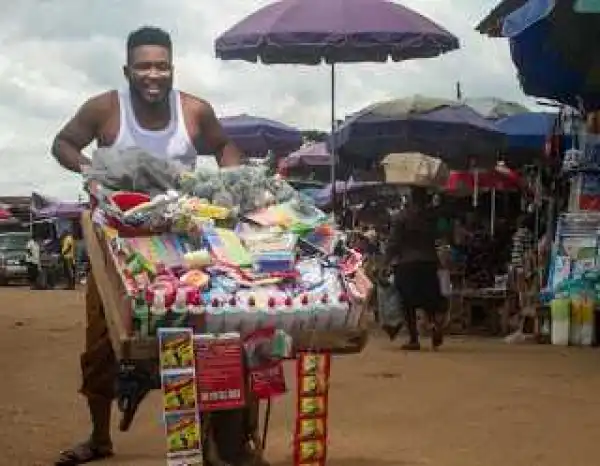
left=298, top=439, right=325, bottom=462
left=297, top=418, right=325, bottom=440
left=300, top=396, right=326, bottom=417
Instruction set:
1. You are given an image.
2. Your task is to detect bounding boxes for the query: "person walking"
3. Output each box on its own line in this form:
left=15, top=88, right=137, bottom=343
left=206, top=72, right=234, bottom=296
left=60, top=231, right=76, bottom=290
left=25, top=235, right=40, bottom=289
left=384, top=188, right=447, bottom=350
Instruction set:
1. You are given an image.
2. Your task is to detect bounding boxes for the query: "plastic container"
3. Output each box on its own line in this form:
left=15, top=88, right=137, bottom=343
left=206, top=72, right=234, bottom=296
left=110, top=191, right=151, bottom=211
left=550, top=297, right=571, bottom=346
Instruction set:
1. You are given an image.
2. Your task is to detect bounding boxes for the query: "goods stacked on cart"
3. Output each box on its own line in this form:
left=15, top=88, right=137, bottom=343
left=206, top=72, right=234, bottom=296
left=85, top=148, right=369, bottom=339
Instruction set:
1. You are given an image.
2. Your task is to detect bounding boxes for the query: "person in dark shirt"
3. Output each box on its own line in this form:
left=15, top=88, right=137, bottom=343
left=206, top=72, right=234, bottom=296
left=384, top=188, right=446, bottom=350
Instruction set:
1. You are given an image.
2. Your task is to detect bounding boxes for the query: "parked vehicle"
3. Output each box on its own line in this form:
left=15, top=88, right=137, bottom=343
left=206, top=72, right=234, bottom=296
left=0, top=232, right=30, bottom=285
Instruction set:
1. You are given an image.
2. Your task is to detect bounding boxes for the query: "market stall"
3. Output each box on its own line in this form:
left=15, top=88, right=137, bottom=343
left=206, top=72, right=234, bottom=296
left=82, top=148, right=371, bottom=465
left=437, top=166, right=530, bottom=335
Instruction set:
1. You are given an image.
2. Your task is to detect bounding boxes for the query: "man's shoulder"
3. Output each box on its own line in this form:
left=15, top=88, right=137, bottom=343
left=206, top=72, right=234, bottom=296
left=179, top=91, right=214, bottom=116
left=79, top=90, right=118, bottom=121
left=85, top=90, right=117, bottom=107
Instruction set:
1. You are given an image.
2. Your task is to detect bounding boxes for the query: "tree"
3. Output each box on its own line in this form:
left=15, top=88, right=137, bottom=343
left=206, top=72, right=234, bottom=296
left=301, top=130, right=328, bottom=143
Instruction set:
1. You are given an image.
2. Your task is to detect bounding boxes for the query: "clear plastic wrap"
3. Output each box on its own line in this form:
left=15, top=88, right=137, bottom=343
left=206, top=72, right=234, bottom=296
left=86, top=147, right=186, bottom=195
left=179, top=164, right=297, bottom=215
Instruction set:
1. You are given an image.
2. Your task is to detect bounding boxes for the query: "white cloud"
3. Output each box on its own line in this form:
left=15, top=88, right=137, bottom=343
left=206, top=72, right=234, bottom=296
left=0, top=0, right=534, bottom=200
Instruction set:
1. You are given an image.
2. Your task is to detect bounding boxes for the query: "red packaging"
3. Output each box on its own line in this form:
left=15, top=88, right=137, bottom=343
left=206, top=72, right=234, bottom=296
left=244, top=327, right=287, bottom=399
left=194, top=334, right=246, bottom=412
left=249, top=361, right=286, bottom=399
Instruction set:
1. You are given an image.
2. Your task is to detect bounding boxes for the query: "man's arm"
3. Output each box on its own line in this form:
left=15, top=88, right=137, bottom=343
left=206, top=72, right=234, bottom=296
left=51, top=96, right=104, bottom=173
left=197, top=100, right=242, bottom=167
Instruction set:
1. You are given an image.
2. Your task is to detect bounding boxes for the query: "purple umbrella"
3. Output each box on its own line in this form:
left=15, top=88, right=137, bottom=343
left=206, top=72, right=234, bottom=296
left=219, top=114, right=303, bottom=156
left=31, top=192, right=86, bottom=219
left=281, top=142, right=331, bottom=168
left=215, top=0, right=459, bottom=206
left=34, top=202, right=86, bottom=219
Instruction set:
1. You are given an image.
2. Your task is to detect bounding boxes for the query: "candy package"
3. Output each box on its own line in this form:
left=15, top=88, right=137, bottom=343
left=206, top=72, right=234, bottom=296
left=158, top=328, right=195, bottom=370
left=296, top=439, right=326, bottom=462
left=162, top=371, right=197, bottom=412
left=294, top=352, right=331, bottom=466
left=299, top=396, right=327, bottom=417
left=299, top=353, right=330, bottom=376
left=164, top=411, right=201, bottom=454
left=297, top=418, right=326, bottom=441
left=299, top=374, right=328, bottom=397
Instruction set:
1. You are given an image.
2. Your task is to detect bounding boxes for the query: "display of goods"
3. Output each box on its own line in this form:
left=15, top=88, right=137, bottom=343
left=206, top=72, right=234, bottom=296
left=87, top=156, right=371, bottom=340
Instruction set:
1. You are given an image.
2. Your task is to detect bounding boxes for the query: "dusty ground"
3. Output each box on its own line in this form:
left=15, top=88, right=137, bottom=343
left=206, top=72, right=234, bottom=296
left=1, top=288, right=600, bottom=466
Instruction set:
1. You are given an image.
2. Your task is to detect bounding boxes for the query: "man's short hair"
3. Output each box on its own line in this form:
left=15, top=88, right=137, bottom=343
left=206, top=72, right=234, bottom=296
left=126, top=26, right=172, bottom=62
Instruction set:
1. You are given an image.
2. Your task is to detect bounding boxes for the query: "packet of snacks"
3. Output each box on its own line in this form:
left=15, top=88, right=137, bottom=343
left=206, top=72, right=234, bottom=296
left=293, top=352, right=331, bottom=466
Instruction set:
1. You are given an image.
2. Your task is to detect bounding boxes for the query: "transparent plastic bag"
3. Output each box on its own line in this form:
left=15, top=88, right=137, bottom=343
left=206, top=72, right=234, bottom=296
left=86, top=147, right=185, bottom=195
left=377, top=276, right=403, bottom=328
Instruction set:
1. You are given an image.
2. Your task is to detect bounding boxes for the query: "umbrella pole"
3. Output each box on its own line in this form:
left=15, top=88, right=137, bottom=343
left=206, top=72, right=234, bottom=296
left=490, top=188, right=496, bottom=237
left=330, top=62, right=337, bottom=217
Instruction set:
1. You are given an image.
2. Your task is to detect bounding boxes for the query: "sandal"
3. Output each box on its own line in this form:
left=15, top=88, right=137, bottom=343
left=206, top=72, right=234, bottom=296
left=432, top=326, right=444, bottom=350
left=55, top=441, right=114, bottom=465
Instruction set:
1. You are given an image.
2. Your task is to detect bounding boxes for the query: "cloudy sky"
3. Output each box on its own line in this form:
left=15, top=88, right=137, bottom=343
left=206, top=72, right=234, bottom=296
left=0, top=0, right=533, bottom=200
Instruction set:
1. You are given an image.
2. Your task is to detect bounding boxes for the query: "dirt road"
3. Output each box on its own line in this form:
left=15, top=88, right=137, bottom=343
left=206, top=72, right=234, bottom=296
left=2, top=288, right=600, bottom=466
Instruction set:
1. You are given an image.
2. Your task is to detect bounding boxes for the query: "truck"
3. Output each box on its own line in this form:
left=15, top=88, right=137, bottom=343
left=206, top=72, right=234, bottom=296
left=0, top=231, right=30, bottom=285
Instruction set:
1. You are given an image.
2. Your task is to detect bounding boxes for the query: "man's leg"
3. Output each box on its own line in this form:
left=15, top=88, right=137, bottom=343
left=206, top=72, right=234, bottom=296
left=64, top=258, right=76, bottom=289
left=393, top=265, right=420, bottom=350
left=401, top=305, right=421, bottom=350
left=56, top=272, right=117, bottom=465
left=27, top=263, right=37, bottom=288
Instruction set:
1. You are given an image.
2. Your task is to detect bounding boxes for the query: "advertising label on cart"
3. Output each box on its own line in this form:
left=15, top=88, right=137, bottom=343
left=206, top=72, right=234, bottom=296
left=194, top=333, right=246, bottom=411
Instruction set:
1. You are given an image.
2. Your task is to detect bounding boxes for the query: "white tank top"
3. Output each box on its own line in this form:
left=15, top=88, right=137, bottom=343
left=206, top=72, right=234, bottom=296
left=110, top=87, right=197, bottom=168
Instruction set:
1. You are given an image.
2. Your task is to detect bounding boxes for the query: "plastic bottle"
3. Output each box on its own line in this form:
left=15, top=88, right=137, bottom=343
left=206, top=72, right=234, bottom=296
left=224, top=295, right=243, bottom=333
left=580, top=296, right=595, bottom=346
left=550, top=296, right=570, bottom=346
left=205, top=297, right=224, bottom=334
left=280, top=296, right=296, bottom=334
left=149, top=288, right=167, bottom=335
left=172, top=287, right=189, bottom=327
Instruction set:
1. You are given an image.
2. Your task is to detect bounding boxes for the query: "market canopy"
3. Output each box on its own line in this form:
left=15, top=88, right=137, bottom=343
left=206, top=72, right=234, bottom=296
left=476, top=0, right=600, bottom=111
left=31, top=192, right=86, bottom=219
left=215, top=0, right=460, bottom=205
left=332, top=95, right=506, bottom=169
left=216, top=114, right=303, bottom=156
left=445, top=168, right=524, bottom=193
left=494, top=111, right=558, bottom=165
left=281, top=143, right=331, bottom=168
left=215, top=0, right=459, bottom=65
left=463, top=97, right=530, bottom=120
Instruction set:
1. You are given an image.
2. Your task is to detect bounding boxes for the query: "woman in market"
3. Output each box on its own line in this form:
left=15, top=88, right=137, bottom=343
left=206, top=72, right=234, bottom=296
left=383, top=188, right=447, bottom=350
